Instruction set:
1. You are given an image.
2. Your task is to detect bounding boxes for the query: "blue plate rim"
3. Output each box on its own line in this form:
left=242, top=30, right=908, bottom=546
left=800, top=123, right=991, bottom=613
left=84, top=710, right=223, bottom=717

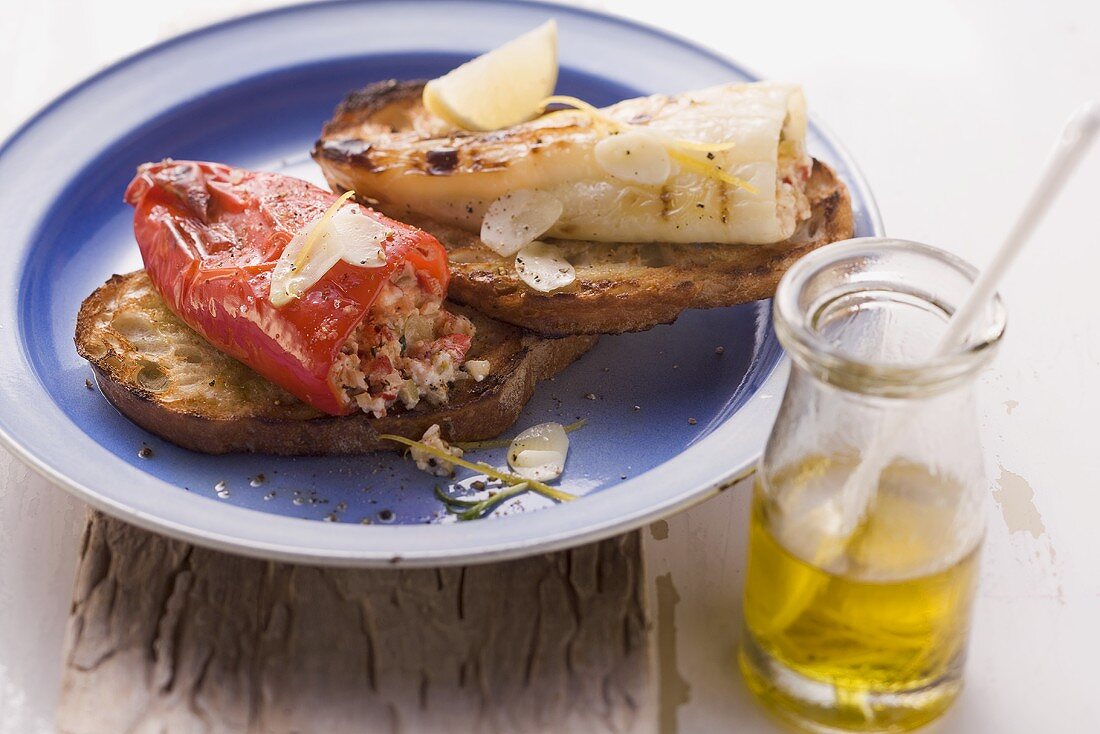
left=0, top=0, right=883, bottom=566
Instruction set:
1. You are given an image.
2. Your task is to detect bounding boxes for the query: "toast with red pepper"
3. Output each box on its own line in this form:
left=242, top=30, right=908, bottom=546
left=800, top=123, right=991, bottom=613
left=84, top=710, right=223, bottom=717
left=74, top=161, right=593, bottom=455
left=76, top=270, right=594, bottom=455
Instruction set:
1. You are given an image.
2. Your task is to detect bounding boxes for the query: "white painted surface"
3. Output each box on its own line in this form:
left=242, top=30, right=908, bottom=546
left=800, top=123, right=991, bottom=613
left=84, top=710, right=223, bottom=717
left=0, top=1, right=1096, bottom=731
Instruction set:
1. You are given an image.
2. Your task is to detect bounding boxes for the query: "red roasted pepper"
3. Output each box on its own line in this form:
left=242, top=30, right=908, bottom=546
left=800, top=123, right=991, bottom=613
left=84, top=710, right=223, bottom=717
left=125, top=160, right=454, bottom=416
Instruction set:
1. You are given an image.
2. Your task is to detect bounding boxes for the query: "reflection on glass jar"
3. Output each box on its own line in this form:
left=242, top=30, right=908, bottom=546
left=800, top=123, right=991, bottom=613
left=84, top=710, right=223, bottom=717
left=739, top=238, right=1006, bottom=733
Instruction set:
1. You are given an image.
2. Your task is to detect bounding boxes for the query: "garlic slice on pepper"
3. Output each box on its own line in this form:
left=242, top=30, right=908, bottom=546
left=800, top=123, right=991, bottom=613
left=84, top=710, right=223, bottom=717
left=507, top=422, right=570, bottom=481
left=480, top=189, right=563, bottom=256
left=270, top=195, right=389, bottom=306
left=514, top=240, right=575, bottom=292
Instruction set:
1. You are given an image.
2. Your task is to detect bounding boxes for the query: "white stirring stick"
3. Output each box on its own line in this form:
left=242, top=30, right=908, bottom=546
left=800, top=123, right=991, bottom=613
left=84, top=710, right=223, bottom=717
left=827, top=102, right=1100, bottom=546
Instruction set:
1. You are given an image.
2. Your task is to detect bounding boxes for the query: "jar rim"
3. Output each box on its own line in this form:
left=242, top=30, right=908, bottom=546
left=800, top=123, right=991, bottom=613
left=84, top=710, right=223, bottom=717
left=774, top=238, right=1007, bottom=397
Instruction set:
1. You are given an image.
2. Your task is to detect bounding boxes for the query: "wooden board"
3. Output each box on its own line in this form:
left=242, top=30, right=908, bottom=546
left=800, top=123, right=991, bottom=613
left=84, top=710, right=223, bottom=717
left=56, top=511, right=654, bottom=734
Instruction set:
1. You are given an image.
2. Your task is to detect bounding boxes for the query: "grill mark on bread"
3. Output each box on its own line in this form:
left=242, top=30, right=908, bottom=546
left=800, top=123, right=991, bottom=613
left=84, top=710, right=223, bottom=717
left=821, top=191, right=839, bottom=222
left=425, top=148, right=459, bottom=174
left=322, top=79, right=422, bottom=133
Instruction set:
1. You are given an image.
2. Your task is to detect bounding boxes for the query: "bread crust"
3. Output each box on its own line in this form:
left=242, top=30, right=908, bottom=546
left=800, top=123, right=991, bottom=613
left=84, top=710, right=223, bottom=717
left=314, top=80, right=856, bottom=336
left=75, top=271, right=595, bottom=455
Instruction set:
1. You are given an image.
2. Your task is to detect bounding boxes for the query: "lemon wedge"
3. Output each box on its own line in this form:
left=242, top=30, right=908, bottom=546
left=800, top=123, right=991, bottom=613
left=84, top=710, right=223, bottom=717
left=423, top=20, right=558, bottom=131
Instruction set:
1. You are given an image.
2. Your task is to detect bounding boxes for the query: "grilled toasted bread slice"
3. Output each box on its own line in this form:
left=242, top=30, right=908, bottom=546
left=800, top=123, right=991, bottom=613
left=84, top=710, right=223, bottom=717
left=314, top=80, right=855, bottom=336
left=75, top=271, right=596, bottom=455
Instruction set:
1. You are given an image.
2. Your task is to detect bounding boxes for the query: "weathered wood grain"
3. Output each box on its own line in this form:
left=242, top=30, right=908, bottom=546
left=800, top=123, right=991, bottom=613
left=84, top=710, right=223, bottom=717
left=57, top=511, right=654, bottom=734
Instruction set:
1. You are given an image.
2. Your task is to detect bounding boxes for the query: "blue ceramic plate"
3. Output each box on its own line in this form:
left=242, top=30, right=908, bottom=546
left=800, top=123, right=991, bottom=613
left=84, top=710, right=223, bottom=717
left=0, top=0, right=881, bottom=565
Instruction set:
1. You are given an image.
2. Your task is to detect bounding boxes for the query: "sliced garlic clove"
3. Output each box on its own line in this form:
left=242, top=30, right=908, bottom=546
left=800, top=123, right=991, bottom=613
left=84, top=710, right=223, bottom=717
left=333, top=207, right=389, bottom=268
left=270, top=222, right=340, bottom=307
left=270, top=204, right=388, bottom=307
left=512, top=449, right=562, bottom=467
left=480, top=189, right=563, bottom=256
left=463, top=359, right=491, bottom=382
left=514, top=241, right=576, bottom=292
left=507, top=422, right=569, bottom=481
left=594, top=129, right=672, bottom=185
left=509, top=421, right=569, bottom=454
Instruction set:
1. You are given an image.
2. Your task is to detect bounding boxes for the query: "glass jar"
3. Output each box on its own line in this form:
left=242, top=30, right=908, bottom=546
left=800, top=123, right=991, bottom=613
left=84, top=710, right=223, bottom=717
left=738, top=238, right=1006, bottom=733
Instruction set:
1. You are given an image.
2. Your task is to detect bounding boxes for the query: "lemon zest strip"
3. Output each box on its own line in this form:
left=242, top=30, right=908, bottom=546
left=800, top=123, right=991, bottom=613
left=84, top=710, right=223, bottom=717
left=538, top=96, right=754, bottom=192
left=669, top=149, right=759, bottom=194
left=541, top=95, right=610, bottom=119
left=542, top=96, right=732, bottom=151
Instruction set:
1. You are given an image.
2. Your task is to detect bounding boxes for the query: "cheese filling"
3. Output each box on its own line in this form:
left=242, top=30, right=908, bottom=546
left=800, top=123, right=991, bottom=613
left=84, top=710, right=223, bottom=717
left=331, top=263, right=475, bottom=417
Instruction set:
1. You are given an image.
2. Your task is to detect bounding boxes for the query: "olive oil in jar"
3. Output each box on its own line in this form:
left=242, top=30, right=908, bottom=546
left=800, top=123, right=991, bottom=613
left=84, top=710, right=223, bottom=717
left=739, top=456, right=980, bottom=733
left=743, top=239, right=1003, bottom=731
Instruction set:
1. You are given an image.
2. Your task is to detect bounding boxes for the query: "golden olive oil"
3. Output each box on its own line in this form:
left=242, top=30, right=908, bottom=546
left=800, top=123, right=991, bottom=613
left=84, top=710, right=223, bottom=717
left=739, top=457, right=980, bottom=732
